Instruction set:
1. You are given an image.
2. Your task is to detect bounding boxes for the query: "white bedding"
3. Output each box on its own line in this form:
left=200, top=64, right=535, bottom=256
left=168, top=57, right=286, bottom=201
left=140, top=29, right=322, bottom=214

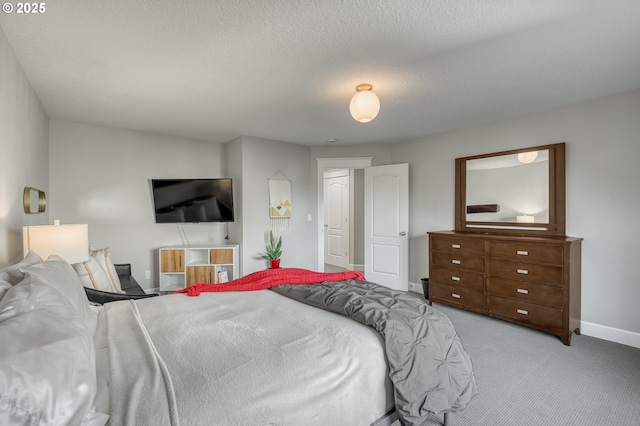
left=96, top=290, right=394, bottom=426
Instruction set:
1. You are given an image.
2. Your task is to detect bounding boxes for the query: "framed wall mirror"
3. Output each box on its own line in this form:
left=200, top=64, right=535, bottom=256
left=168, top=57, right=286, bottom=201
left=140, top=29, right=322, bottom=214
left=455, top=143, right=565, bottom=236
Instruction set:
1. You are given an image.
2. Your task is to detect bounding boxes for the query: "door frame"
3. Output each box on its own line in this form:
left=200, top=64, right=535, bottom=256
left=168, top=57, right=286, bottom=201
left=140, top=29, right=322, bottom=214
left=316, top=157, right=373, bottom=272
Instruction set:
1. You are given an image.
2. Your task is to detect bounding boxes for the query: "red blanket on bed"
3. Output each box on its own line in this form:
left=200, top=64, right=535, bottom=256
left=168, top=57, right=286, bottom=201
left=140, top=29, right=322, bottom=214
left=174, top=267, right=365, bottom=296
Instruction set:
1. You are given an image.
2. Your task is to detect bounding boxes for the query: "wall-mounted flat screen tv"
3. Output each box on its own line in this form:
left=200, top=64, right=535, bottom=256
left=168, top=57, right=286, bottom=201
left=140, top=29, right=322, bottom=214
left=151, top=178, right=234, bottom=223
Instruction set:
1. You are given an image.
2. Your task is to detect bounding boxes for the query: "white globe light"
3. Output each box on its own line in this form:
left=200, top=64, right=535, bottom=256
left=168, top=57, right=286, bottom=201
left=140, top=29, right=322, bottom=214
left=517, top=151, right=538, bottom=164
left=350, top=85, right=380, bottom=123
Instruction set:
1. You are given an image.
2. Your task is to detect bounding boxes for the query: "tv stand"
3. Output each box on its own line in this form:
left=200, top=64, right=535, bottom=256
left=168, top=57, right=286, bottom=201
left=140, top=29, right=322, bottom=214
left=158, top=245, right=239, bottom=292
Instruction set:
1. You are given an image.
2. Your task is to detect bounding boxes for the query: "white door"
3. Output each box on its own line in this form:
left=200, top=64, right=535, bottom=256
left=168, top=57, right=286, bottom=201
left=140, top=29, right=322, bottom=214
left=324, top=170, right=350, bottom=269
left=364, top=164, right=409, bottom=291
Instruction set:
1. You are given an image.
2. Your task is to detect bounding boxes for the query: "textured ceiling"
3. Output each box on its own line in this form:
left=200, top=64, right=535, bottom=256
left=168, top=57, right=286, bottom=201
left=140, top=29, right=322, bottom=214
left=1, top=0, right=639, bottom=146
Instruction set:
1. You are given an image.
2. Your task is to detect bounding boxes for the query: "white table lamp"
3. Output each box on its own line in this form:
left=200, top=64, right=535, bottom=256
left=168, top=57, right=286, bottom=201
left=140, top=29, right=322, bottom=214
left=23, top=222, right=89, bottom=264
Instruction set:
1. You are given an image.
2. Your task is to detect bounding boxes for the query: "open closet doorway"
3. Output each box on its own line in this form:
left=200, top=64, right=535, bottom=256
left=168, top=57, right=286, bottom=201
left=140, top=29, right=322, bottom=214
left=323, top=169, right=365, bottom=272
left=317, top=158, right=372, bottom=272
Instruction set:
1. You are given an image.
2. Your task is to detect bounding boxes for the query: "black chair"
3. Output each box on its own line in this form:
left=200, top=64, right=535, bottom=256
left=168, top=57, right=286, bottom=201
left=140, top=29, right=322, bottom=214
left=84, top=263, right=159, bottom=305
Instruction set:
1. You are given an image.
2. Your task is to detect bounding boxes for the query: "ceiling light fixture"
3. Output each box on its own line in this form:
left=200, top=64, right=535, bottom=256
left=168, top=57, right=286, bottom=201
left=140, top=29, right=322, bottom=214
left=349, top=84, right=380, bottom=123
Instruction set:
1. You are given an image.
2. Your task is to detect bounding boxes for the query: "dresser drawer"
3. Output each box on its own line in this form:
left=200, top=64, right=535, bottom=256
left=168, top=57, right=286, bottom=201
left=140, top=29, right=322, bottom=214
left=489, top=295, right=562, bottom=329
left=488, top=277, right=563, bottom=309
left=432, top=251, right=485, bottom=273
left=489, top=242, right=563, bottom=265
left=431, top=266, right=484, bottom=292
left=489, top=260, right=563, bottom=287
left=432, top=284, right=485, bottom=310
left=431, top=236, right=485, bottom=256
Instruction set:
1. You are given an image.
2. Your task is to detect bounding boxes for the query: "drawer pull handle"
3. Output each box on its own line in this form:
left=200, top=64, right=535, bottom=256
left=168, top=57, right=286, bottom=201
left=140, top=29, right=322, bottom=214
left=451, top=276, right=461, bottom=281
left=516, top=309, right=528, bottom=315
left=452, top=259, right=461, bottom=265
left=452, top=293, right=461, bottom=299
left=517, top=288, right=529, bottom=294
left=517, top=269, right=529, bottom=275
left=452, top=244, right=461, bottom=249
left=517, top=250, right=529, bottom=256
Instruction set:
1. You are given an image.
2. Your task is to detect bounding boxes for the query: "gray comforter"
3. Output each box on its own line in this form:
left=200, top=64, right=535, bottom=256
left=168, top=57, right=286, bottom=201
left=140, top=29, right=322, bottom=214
left=272, top=279, right=478, bottom=426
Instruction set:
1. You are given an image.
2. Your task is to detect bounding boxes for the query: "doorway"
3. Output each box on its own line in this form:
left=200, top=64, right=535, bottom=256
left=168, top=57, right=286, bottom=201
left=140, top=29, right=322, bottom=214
left=316, top=157, right=372, bottom=272
left=323, top=169, right=365, bottom=272
left=316, top=158, right=409, bottom=291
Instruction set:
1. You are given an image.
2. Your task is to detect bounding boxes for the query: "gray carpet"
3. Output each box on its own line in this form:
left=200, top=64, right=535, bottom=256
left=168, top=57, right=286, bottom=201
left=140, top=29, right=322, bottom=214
left=402, top=302, right=640, bottom=426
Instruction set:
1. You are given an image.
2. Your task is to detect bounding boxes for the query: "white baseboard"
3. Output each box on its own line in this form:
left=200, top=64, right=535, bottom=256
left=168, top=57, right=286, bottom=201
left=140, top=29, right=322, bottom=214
left=409, top=281, right=423, bottom=294
left=145, top=287, right=160, bottom=294
left=580, top=321, right=640, bottom=349
left=350, top=263, right=364, bottom=272
left=412, top=281, right=640, bottom=349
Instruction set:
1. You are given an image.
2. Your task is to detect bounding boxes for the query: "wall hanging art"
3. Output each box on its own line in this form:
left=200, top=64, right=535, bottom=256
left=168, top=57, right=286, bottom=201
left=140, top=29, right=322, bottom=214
left=268, top=171, right=291, bottom=232
left=23, top=187, right=46, bottom=214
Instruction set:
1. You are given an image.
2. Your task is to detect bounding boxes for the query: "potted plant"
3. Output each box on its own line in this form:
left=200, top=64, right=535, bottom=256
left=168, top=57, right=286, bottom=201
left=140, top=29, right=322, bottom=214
left=261, top=231, right=282, bottom=269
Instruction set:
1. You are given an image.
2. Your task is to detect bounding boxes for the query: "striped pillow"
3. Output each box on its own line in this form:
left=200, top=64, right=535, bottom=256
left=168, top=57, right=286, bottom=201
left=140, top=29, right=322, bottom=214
left=72, top=248, right=123, bottom=294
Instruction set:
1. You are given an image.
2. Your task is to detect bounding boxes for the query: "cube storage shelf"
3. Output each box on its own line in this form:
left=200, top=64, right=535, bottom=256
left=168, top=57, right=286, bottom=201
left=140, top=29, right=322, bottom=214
left=158, top=245, right=239, bottom=292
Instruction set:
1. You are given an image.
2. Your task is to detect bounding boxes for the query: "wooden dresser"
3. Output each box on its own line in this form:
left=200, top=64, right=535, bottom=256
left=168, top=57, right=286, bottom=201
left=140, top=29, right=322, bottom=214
left=428, top=231, right=582, bottom=345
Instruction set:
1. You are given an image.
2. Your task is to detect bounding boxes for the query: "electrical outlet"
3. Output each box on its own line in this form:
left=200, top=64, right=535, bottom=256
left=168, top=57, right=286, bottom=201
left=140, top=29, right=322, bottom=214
left=145, top=270, right=151, bottom=279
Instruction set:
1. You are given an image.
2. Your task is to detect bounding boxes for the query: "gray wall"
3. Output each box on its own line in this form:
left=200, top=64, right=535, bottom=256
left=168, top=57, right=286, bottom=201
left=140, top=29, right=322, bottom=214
left=48, top=120, right=229, bottom=289
left=0, top=28, right=49, bottom=266
left=234, top=136, right=314, bottom=275
left=394, top=89, right=640, bottom=344
left=310, top=89, right=640, bottom=346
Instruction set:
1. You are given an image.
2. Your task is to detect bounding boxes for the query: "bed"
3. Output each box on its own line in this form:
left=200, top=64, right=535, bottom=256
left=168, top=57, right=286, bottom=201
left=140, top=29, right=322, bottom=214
left=0, top=255, right=477, bottom=426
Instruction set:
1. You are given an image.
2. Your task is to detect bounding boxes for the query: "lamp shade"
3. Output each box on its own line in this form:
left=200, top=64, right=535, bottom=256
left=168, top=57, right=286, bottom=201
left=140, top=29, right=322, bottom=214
left=517, top=215, right=535, bottom=223
left=23, top=224, right=89, bottom=264
left=350, top=84, right=380, bottom=123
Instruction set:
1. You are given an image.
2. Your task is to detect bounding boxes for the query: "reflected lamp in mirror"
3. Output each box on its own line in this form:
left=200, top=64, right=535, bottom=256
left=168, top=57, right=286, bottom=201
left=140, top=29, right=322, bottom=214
left=23, top=187, right=46, bottom=214
left=23, top=222, right=89, bottom=264
left=517, top=214, right=535, bottom=223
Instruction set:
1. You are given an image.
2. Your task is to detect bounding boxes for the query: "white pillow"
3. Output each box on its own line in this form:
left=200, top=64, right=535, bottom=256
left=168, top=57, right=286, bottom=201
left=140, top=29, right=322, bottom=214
left=0, top=262, right=102, bottom=425
left=89, top=247, right=123, bottom=293
left=72, top=247, right=124, bottom=294
left=24, top=255, right=94, bottom=324
left=73, top=256, right=123, bottom=294
left=1, top=257, right=85, bottom=321
left=0, top=250, right=42, bottom=285
left=0, top=309, right=98, bottom=425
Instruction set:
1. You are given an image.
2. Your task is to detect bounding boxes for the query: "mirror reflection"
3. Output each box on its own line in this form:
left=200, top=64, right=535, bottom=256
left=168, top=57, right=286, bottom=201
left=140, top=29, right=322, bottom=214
left=466, top=150, right=549, bottom=223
